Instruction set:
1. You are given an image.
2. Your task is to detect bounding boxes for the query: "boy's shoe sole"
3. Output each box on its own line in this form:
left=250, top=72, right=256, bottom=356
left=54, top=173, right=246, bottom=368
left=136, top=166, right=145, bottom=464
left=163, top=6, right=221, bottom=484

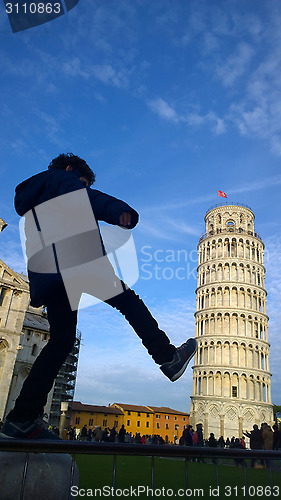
left=160, top=338, right=197, bottom=382
left=0, top=432, right=13, bottom=439
left=0, top=419, right=62, bottom=440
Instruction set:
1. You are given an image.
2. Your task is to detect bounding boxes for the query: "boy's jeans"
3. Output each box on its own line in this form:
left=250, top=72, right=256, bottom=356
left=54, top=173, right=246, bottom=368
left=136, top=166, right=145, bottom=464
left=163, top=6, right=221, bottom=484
left=7, top=284, right=175, bottom=422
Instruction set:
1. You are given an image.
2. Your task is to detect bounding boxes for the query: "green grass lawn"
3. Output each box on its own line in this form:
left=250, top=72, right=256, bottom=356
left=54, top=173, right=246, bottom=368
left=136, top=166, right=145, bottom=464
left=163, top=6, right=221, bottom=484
left=72, top=454, right=281, bottom=499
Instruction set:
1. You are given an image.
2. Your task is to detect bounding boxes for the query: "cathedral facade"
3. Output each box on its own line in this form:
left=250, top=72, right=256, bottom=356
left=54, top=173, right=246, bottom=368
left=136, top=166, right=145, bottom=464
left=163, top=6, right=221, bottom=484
left=190, top=203, right=273, bottom=439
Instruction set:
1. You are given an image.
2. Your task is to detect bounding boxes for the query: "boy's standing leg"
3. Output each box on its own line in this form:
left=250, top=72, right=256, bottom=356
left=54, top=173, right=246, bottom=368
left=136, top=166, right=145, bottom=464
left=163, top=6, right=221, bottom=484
left=1, top=284, right=77, bottom=439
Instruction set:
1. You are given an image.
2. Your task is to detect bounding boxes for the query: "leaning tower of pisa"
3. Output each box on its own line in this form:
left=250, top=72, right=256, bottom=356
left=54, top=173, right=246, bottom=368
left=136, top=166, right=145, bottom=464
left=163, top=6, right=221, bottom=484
left=190, top=202, right=273, bottom=439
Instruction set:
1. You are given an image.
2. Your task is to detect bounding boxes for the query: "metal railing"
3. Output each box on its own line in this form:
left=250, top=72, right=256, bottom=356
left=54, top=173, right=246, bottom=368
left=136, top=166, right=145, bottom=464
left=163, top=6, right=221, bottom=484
left=0, top=440, right=280, bottom=500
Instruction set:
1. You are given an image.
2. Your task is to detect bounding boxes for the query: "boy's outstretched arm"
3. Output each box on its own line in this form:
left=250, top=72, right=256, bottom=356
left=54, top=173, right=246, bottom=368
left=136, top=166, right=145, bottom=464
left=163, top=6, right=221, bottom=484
left=87, top=187, right=139, bottom=229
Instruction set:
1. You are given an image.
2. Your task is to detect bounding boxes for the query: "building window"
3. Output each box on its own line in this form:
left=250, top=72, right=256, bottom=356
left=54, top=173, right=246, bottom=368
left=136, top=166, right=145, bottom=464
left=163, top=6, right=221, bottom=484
left=104, top=413, right=107, bottom=416
left=146, top=413, right=150, bottom=418
left=156, top=414, right=160, bottom=419
left=138, top=412, right=141, bottom=416
left=232, top=386, right=238, bottom=398
left=165, top=415, right=169, bottom=420
left=89, top=419, right=93, bottom=426
left=127, top=420, right=130, bottom=426
left=31, top=344, right=38, bottom=356
left=146, top=422, right=149, bottom=428
left=103, top=420, right=107, bottom=427
left=0, top=287, right=7, bottom=306
left=128, top=411, right=131, bottom=416
left=175, top=417, right=177, bottom=421
left=166, top=424, right=169, bottom=429
left=75, top=417, right=80, bottom=425
left=183, top=418, right=186, bottom=422
left=175, top=425, right=179, bottom=430
left=137, top=421, right=140, bottom=427
left=156, top=423, right=160, bottom=429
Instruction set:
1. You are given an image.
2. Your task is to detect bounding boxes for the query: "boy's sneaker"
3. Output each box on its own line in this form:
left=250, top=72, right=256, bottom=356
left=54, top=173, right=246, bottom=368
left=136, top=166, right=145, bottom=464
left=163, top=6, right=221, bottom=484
left=160, top=338, right=197, bottom=382
left=0, top=418, right=62, bottom=440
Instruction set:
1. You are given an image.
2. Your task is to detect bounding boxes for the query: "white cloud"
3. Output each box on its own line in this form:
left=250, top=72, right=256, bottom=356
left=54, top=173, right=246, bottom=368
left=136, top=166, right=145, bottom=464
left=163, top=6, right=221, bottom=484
left=215, top=43, right=255, bottom=87
left=138, top=215, right=200, bottom=243
left=148, top=98, right=226, bottom=136
left=148, top=98, right=182, bottom=124
left=211, top=115, right=226, bottom=135
left=202, top=32, right=219, bottom=54
left=229, top=174, right=281, bottom=196
left=62, top=58, right=131, bottom=89
left=145, top=4, right=281, bottom=155
left=91, top=64, right=130, bottom=89
left=62, top=57, right=90, bottom=79
left=270, top=136, right=281, bottom=156
left=10, top=138, right=30, bottom=156
left=35, top=111, right=66, bottom=147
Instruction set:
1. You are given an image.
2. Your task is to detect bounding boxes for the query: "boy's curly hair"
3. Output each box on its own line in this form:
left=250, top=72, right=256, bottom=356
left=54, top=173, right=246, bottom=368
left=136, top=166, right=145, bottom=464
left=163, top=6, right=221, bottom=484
left=48, top=153, right=96, bottom=186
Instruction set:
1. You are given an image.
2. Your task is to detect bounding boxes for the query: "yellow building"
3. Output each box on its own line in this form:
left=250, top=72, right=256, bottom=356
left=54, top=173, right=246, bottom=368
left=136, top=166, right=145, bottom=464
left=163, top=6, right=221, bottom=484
left=69, top=401, right=124, bottom=431
left=111, top=403, right=154, bottom=437
left=147, top=406, right=189, bottom=443
left=112, top=403, right=189, bottom=443
left=69, top=402, right=189, bottom=443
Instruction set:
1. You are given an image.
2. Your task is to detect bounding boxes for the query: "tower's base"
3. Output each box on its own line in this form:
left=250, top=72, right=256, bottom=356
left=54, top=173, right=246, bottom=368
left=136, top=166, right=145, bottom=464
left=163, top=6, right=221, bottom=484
left=190, top=396, right=274, bottom=440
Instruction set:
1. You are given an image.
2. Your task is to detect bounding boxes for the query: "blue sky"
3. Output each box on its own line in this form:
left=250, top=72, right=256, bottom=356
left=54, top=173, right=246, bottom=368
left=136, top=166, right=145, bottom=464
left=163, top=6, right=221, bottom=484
left=1, top=0, right=281, bottom=413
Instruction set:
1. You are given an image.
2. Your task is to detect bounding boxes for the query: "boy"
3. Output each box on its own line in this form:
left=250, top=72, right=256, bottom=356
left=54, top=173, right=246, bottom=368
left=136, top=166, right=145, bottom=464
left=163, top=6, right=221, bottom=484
left=0, top=153, right=197, bottom=440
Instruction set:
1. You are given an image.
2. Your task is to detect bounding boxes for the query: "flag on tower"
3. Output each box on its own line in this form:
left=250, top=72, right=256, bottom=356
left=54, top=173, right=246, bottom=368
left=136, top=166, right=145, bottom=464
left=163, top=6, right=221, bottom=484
left=218, top=190, right=227, bottom=198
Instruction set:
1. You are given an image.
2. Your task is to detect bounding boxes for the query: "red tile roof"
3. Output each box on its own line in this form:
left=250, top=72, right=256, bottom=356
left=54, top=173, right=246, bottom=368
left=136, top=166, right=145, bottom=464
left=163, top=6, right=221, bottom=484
left=147, top=406, right=189, bottom=416
left=112, top=403, right=154, bottom=413
left=71, top=401, right=123, bottom=415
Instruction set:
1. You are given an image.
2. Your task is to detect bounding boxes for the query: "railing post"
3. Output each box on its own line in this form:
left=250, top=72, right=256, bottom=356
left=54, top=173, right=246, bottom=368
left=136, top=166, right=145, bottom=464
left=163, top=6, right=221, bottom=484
left=184, top=456, right=188, bottom=499
left=215, top=461, right=220, bottom=500
left=112, top=454, right=117, bottom=500
left=243, top=461, right=249, bottom=500
left=68, top=454, right=77, bottom=500
left=151, top=455, right=154, bottom=499
left=19, top=452, right=29, bottom=500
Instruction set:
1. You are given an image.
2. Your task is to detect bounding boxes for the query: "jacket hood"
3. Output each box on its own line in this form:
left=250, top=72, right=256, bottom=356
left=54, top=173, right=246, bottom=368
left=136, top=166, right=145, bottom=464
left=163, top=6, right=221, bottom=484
left=14, top=169, right=86, bottom=217
left=15, top=171, right=49, bottom=216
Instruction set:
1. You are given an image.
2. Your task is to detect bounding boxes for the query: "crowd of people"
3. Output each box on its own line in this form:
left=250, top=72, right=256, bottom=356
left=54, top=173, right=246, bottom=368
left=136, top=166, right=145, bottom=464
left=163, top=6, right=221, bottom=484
left=180, top=422, right=281, bottom=449
left=58, top=420, right=281, bottom=460
left=62, top=424, right=168, bottom=445
left=180, top=422, right=246, bottom=450
left=179, top=421, right=281, bottom=468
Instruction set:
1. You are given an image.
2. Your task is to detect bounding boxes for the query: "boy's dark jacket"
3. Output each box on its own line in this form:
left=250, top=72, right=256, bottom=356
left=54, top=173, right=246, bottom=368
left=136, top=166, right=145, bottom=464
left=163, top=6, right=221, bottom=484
left=15, top=169, right=139, bottom=306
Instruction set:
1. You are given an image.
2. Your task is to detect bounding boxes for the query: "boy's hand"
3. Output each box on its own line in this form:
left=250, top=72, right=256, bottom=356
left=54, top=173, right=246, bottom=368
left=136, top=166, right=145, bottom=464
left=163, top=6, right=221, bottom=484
left=119, top=211, right=132, bottom=227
